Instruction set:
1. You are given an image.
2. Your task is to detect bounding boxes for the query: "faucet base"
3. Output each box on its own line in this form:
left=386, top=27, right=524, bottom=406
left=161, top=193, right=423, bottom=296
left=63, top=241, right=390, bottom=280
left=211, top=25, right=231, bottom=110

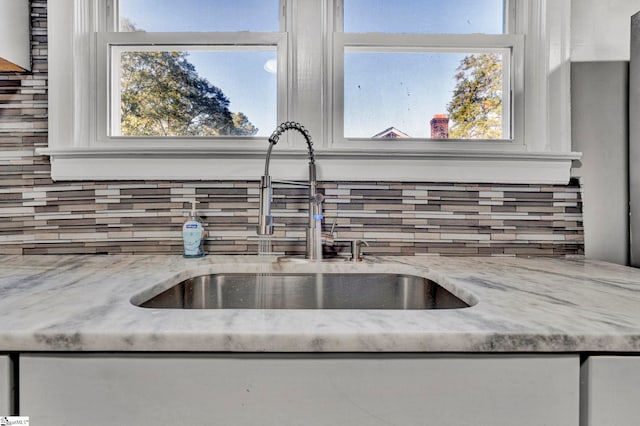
left=276, top=256, right=349, bottom=264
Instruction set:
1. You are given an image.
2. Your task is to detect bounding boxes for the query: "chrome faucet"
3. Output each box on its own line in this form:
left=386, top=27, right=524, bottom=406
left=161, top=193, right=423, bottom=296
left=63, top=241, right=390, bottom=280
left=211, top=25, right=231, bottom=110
left=257, top=121, right=324, bottom=260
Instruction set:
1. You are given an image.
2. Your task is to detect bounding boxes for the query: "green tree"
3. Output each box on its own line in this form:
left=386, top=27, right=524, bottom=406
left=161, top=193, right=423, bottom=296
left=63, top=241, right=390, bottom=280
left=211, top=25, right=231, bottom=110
left=119, top=20, right=258, bottom=137
left=230, top=112, right=259, bottom=136
left=446, top=53, right=503, bottom=139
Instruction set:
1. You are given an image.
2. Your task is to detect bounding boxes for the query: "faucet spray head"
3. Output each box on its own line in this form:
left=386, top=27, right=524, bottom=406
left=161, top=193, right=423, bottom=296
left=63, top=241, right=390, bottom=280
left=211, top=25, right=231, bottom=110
left=257, top=175, right=274, bottom=235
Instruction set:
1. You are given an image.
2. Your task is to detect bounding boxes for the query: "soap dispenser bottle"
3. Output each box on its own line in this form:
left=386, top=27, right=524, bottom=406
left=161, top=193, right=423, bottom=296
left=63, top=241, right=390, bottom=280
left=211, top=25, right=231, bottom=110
left=182, top=200, right=205, bottom=258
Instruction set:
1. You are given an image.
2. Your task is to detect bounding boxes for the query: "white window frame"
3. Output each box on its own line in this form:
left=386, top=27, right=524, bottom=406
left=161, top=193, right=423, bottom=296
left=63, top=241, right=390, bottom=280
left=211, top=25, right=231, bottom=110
left=97, top=32, right=287, bottom=146
left=332, top=33, right=522, bottom=148
left=42, top=0, right=579, bottom=183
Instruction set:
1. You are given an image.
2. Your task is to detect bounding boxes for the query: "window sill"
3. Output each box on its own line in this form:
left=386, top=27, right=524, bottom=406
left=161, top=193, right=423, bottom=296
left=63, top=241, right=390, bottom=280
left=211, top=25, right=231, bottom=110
left=37, top=147, right=581, bottom=184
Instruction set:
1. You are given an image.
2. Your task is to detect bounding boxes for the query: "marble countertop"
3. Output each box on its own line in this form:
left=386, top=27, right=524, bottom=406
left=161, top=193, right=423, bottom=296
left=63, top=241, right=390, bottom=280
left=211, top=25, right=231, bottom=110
left=1, top=254, right=640, bottom=352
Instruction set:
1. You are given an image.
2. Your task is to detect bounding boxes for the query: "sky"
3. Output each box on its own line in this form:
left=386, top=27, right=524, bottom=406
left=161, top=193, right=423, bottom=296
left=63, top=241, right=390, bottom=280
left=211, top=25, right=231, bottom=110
left=119, top=0, right=504, bottom=138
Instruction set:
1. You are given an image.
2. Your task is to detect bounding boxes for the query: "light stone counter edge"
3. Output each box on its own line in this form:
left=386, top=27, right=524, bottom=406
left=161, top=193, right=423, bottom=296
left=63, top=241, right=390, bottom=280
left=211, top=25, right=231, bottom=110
left=1, top=254, right=639, bottom=352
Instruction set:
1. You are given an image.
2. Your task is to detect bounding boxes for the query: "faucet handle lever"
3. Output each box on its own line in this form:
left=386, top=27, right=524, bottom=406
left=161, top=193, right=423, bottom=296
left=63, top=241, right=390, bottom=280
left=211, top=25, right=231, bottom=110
left=350, top=239, right=369, bottom=263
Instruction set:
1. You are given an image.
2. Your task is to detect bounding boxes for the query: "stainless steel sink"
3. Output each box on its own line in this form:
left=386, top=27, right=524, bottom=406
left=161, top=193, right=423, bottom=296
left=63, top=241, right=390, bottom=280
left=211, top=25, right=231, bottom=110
left=134, top=273, right=470, bottom=310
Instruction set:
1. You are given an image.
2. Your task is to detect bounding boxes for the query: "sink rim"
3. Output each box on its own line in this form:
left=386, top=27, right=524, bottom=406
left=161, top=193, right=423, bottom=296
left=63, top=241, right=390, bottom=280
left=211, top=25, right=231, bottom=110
left=130, top=263, right=479, bottom=310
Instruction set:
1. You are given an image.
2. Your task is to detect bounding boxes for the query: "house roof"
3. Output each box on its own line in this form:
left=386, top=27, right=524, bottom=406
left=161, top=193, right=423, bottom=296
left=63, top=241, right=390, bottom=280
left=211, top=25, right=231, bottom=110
left=371, top=127, right=411, bottom=139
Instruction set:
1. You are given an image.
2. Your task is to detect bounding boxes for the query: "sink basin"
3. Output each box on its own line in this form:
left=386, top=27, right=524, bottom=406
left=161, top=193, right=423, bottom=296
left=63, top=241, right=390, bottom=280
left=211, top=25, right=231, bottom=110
left=134, top=273, right=470, bottom=310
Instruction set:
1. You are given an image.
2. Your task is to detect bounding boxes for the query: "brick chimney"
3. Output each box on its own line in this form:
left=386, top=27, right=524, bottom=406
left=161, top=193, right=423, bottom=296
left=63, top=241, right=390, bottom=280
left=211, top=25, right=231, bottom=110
left=430, top=114, right=449, bottom=139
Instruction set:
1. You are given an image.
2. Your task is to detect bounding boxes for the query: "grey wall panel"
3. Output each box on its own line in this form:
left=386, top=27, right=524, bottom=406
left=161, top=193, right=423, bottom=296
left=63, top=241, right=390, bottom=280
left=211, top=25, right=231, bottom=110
left=0, top=356, right=12, bottom=415
left=572, top=61, right=629, bottom=264
left=581, top=356, right=640, bottom=425
left=20, top=354, right=579, bottom=426
left=630, top=12, right=640, bottom=266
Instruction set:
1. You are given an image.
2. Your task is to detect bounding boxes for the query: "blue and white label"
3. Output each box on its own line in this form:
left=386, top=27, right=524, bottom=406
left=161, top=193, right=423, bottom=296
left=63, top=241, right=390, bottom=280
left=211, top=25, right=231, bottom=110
left=182, top=221, right=204, bottom=256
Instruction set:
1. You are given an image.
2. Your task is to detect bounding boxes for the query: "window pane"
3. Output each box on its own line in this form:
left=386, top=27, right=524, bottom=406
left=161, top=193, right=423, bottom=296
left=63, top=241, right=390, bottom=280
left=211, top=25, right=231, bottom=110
left=115, top=49, right=277, bottom=137
left=344, top=50, right=506, bottom=140
left=344, top=0, right=505, bottom=34
left=118, top=0, right=279, bottom=32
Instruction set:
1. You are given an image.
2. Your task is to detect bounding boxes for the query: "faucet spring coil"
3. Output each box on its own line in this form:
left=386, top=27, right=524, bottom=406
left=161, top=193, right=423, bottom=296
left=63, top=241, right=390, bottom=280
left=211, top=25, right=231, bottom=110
left=267, top=121, right=315, bottom=164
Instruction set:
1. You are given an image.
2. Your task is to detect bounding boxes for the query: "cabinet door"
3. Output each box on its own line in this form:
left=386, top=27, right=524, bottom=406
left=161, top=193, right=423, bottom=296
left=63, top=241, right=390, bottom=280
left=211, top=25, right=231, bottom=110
left=21, top=354, right=579, bottom=426
left=0, top=355, right=11, bottom=415
left=581, top=356, right=640, bottom=425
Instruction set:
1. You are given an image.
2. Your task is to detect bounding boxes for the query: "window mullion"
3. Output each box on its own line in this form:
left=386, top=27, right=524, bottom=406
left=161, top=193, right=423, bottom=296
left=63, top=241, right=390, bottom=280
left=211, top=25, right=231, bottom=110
left=287, top=0, right=326, bottom=148
left=109, top=45, right=122, bottom=137
left=104, top=0, right=118, bottom=32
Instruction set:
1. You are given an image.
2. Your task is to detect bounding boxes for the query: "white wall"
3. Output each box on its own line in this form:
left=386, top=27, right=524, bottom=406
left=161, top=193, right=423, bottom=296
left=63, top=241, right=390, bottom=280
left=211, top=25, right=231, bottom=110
left=572, top=0, right=640, bottom=61
left=570, top=0, right=640, bottom=265
left=0, top=0, right=30, bottom=71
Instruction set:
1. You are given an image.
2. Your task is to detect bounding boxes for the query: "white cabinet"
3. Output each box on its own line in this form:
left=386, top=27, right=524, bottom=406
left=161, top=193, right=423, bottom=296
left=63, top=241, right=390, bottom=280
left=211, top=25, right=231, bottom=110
left=581, top=356, right=640, bottom=425
left=20, top=354, right=579, bottom=426
left=0, top=355, right=11, bottom=415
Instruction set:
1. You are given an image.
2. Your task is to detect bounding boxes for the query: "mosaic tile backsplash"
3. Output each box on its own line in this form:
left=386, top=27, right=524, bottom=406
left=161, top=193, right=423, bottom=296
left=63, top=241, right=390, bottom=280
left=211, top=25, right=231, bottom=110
left=0, top=2, right=584, bottom=257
